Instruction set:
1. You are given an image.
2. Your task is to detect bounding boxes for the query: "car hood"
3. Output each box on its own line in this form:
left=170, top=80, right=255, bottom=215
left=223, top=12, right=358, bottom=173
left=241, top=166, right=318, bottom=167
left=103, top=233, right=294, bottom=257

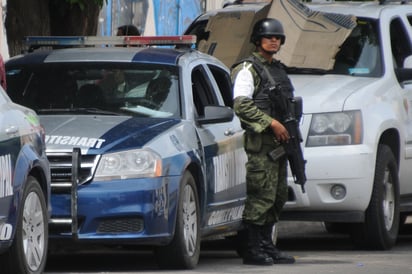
left=40, top=115, right=180, bottom=153
left=289, top=74, right=376, bottom=113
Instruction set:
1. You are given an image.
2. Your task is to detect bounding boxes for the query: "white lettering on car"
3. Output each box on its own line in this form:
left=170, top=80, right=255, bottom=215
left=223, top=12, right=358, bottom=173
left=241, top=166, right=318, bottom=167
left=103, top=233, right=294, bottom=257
left=0, top=223, right=13, bottom=240
left=0, top=154, right=13, bottom=198
left=45, top=135, right=106, bottom=149
left=207, top=205, right=244, bottom=226
left=213, top=148, right=247, bottom=193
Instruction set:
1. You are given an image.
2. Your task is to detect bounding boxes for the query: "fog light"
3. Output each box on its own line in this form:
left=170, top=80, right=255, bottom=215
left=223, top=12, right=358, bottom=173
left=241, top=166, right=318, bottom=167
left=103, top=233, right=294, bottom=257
left=330, top=184, right=346, bottom=200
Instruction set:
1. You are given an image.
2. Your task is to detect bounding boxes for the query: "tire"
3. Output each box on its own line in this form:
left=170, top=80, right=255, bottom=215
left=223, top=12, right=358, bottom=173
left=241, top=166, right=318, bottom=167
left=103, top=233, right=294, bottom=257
left=155, top=171, right=200, bottom=269
left=0, top=176, right=48, bottom=274
left=350, top=144, right=400, bottom=250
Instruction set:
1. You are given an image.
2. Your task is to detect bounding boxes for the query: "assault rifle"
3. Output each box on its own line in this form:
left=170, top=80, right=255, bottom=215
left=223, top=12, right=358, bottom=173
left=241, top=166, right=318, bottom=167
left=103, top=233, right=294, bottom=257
left=267, top=86, right=307, bottom=193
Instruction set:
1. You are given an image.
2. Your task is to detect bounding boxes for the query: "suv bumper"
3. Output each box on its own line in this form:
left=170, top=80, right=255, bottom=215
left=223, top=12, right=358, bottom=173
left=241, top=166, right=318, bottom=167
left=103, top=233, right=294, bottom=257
left=283, top=145, right=375, bottom=220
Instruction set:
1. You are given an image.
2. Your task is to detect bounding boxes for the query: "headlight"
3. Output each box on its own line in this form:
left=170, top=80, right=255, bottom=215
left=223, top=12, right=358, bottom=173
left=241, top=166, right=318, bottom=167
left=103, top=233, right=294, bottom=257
left=307, top=110, right=362, bottom=147
left=94, top=148, right=162, bottom=181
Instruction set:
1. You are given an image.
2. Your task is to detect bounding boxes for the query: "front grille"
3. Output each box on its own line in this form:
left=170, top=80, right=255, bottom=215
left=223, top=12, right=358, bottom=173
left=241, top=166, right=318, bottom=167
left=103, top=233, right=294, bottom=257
left=97, top=218, right=144, bottom=233
left=47, top=151, right=100, bottom=191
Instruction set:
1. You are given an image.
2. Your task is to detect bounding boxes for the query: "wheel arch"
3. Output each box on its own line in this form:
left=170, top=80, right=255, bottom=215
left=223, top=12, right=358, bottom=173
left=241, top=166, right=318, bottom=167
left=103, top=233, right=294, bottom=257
left=29, top=165, right=50, bottom=205
left=378, top=128, right=400, bottom=168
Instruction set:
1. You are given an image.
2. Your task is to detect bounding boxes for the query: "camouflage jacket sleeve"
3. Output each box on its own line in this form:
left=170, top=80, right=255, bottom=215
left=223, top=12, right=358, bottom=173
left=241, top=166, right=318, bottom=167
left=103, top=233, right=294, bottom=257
left=232, top=62, right=273, bottom=133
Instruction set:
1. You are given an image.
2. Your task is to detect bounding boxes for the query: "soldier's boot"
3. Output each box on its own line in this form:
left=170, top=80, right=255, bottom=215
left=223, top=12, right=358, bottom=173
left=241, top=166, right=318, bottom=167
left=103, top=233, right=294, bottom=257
left=242, top=224, right=273, bottom=266
left=261, top=224, right=296, bottom=264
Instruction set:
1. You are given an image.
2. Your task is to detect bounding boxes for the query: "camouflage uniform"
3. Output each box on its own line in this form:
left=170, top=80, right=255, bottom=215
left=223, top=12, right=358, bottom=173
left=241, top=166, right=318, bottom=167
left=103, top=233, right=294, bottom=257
left=232, top=52, right=294, bottom=226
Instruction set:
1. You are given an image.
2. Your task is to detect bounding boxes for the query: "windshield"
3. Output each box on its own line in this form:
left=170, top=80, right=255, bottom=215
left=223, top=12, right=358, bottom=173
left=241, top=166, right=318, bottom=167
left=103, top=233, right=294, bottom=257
left=329, top=18, right=382, bottom=77
left=7, top=63, right=180, bottom=118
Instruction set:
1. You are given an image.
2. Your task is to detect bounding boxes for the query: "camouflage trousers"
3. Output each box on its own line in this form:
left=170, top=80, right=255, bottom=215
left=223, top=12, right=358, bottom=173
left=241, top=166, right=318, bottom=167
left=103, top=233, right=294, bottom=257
left=242, top=134, right=288, bottom=226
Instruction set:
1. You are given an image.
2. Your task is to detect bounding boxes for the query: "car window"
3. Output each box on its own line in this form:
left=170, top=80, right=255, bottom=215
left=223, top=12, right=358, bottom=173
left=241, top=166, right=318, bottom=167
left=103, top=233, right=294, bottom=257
left=6, top=64, right=180, bottom=118
left=390, top=17, right=412, bottom=69
left=185, top=18, right=209, bottom=46
left=331, top=18, right=382, bottom=77
left=207, top=64, right=233, bottom=108
left=191, top=65, right=219, bottom=116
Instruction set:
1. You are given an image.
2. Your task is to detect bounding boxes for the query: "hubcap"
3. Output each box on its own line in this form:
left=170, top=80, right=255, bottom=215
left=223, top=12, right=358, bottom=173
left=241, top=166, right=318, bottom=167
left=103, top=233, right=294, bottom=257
left=182, top=184, right=197, bottom=256
left=22, top=192, right=45, bottom=271
left=382, top=168, right=395, bottom=231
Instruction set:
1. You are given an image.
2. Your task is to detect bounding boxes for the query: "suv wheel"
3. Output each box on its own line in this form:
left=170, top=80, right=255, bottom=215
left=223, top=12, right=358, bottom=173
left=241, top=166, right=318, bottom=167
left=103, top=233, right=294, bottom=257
left=350, top=144, right=400, bottom=250
left=0, top=176, right=48, bottom=274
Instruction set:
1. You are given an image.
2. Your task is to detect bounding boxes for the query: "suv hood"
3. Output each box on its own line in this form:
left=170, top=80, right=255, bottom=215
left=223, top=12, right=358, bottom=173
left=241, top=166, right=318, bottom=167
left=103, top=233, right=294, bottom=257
left=40, top=115, right=180, bottom=153
left=290, top=74, right=376, bottom=113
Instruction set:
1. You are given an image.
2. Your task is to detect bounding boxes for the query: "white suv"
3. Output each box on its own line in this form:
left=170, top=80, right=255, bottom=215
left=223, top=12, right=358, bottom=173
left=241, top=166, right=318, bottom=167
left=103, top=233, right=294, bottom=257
left=186, top=1, right=412, bottom=250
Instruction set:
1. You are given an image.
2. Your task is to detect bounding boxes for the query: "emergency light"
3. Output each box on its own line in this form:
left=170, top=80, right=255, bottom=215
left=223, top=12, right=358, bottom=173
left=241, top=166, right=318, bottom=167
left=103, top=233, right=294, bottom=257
left=24, top=35, right=197, bottom=52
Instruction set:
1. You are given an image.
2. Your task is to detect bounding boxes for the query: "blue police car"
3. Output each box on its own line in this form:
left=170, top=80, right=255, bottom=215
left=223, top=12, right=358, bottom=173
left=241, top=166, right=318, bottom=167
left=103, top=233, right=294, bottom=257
left=5, top=36, right=247, bottom=269
left=0, top=79, right=51, bottom=273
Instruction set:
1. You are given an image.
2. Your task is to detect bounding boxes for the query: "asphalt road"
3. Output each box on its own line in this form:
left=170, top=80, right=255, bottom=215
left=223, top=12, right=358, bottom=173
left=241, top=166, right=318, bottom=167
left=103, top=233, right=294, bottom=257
left=44, top=220, right=412, bottom=274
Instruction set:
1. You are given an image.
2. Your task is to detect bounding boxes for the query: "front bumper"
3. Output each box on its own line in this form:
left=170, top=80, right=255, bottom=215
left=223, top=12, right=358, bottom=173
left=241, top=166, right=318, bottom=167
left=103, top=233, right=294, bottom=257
left=49, top=175, right=181, bottom=245
left=283, top=144, right=375, bottom=221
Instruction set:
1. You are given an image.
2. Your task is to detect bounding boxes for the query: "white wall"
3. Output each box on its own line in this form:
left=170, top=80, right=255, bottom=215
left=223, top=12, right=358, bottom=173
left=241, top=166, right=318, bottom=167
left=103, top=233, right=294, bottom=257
left=205, top=0, right=226, bottom=10
left=1, top=0, right=9, bottom=60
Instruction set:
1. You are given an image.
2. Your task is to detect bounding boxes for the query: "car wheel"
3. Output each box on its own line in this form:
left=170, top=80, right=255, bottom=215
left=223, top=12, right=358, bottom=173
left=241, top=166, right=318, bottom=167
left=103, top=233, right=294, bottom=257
left=350, top=144, right=400, bottom=250
left=155, top=171, right=200, bottom=269
left=0, top=176, right=48, bottom=274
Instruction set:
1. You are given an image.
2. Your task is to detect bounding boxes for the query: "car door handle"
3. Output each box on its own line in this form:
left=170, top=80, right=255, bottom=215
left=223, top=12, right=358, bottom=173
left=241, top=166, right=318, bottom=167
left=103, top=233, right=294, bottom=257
left=224, top=128, right=234, bottom=136
left=5, top=126, right=18, bottom=135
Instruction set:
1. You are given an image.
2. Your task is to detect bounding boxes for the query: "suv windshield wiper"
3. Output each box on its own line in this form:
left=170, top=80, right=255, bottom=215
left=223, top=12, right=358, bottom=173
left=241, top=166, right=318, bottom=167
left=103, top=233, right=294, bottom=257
left=286, top=67, right=330, bottom=75
left=36, top=108, right=122, bottom=116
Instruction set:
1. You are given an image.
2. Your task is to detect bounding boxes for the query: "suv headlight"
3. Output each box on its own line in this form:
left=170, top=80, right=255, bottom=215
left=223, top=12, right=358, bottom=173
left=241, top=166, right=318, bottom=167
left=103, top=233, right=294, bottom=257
left=307, top=110, right=362, bottom=147
left=94, top=148, right=162, bottom=181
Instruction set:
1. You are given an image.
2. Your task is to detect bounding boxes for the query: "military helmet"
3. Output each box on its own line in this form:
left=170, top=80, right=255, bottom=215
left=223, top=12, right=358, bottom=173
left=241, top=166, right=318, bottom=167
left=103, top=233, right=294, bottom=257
left=250, top=18, right=286, bottom=45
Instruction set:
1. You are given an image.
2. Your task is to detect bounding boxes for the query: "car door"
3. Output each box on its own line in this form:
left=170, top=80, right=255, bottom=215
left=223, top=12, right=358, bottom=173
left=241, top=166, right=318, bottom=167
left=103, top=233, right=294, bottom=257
left=390, top=16, right=412, bottom=195
left=0, top=90, right=19, bottom=201
left=190, top=63, right=246, bottom=229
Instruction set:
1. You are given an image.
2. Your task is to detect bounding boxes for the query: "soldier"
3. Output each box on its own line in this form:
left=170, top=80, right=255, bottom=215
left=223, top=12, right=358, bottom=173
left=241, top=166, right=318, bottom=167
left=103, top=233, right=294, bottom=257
left=231, top=18, right=296, bottom=266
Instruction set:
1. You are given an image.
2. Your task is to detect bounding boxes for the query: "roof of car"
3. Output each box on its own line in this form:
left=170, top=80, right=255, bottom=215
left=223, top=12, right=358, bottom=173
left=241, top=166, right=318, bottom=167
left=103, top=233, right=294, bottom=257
left=308, top=1, right=412, bottom=19
left=190, top=2, right=270, bottom=22
left=7, top=35, right=208, bottom=67
left=194, top=1, right=411, bottom=21
left=7, top=46, right=190, bottom=66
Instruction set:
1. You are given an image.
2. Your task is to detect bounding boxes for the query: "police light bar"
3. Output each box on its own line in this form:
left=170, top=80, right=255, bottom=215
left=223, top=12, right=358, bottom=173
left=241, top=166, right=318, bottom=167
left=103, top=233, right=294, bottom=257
left=24, top=35, right=197, bottom=50
left=123, top=35, right=196, bottom=45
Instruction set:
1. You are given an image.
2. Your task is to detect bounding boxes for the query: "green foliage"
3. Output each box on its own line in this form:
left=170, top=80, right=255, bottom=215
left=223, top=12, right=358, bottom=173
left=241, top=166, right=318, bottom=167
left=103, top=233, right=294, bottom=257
left=65, top=0, right=107, bottom=10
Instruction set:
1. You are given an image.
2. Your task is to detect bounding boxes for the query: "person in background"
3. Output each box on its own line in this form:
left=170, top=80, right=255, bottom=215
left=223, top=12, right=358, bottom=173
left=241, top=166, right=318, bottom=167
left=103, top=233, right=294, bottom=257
left=231, top=18, right=297, bottom=266
left=116, top=24, right=140, bottom=36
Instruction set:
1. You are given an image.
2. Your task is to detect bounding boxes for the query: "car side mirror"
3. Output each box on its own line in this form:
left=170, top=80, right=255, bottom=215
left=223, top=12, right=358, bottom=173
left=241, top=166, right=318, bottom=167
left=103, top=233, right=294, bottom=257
left=395, top=55, right=412, bottom=83
left=197, top=105, right=234, bottom=125
left=403, top=55, right=412, bottom=68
